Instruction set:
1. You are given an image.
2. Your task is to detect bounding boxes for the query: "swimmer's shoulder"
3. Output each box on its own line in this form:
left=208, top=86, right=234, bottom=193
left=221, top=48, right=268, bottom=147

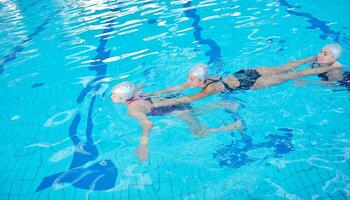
left=327, top=63, right=344, bottom=81
left=127, top=99, right=153, bottom=112
left=334, top=61, right=342, bottom=67
left=203, top=82, right=221, bottom=94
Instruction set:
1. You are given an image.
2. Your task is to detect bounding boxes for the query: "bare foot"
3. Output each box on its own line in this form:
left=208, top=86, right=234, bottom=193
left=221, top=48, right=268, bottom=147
left=206, top=120, right=243, bottom=134
left=220, top=101, right=239, bottom=112
left=224, top=120, right=243, bottom=133
left=191, top=125, right=209, bottom=136
left=234, top=120, right=245, bottom=135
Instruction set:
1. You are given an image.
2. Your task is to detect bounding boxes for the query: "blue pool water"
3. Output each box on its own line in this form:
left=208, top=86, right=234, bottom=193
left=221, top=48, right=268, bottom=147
left=1, top=0, right=350, bottom=199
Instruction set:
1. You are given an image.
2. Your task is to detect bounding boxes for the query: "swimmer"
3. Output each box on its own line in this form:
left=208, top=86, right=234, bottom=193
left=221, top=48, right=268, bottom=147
left=146, top=50, right=341, bottom=107
left=294, top=43, right=349, bottom=89
left=111, top=82, right=242, bottom=163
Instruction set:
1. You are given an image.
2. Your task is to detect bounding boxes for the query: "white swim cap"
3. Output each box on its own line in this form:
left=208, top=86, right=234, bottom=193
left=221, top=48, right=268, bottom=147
left=189, top=63, right=208, bottom=81
left=112, top=81, right=136, bottom=100
left=325, top=43, right=343, bottom=60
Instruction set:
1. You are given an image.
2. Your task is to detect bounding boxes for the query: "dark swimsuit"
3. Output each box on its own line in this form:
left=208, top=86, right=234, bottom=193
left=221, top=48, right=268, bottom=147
left=313, top=62, right=350, bottom=89
left=312, top=62, right=330, bottom=81
left=202, top=69, right=262, bottom=93
left=233, top=69, right=261, bottom=90
left=318, top=71, right=350, bottom=90
left=317, top=72, right=329, bottom=81
left=338, top=71, right=350, bottom=89
left=126, top=95, right=192, bottom=116
left=202, top=77, right=235, bottom=93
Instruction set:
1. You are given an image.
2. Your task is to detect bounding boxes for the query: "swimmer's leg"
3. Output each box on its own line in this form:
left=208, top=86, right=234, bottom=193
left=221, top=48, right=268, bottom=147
left=171, top=109, right=207, bottom=136
left=193, top=100, right=239, bottom=114
left=252, top=65, right=339, bottom=89
left=207, top=120, right=243, bottom=135
left=254, top=56, right=316, bottom=75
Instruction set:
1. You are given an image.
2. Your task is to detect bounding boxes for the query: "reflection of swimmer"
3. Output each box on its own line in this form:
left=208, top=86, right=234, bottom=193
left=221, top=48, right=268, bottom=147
left=294, top=44, right=349, bottom=89
left=145, top=48, right=341, bottom=107
left=111, top=82, right=242, bottom=163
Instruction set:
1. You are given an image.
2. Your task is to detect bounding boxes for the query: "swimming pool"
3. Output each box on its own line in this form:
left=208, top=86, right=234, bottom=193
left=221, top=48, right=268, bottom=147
left=0, top=0, right=349, bottom=199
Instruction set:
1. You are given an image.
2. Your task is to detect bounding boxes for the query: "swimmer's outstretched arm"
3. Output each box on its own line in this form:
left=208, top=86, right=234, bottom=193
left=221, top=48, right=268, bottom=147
left=252, top=56, right=316, bottom=75
left=154, top=88, right=215, bottom=107
left=127, top=106, right=153, bottom=162
left=283, top=56, right=317, bottom=69
left=143, top=82, right=190, bottom=96
left=294, top=65, right=345, bottom=87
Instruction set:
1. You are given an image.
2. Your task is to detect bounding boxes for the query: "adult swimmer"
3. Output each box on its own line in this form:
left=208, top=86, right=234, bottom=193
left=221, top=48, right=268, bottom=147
left=146, top=46, right=342, bottom=107
left=110, top=82, right=242, bottom=162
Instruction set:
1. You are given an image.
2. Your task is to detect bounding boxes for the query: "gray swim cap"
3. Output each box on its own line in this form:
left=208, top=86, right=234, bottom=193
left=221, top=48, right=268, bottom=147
left=189, top=63, right=208, bottom=81
left=112, top=81, right=136, bottom=100
left=325, top=43, right=343, bottom=60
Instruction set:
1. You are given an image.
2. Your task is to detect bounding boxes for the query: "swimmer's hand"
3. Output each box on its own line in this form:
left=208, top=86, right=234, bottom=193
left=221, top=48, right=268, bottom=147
left=207, top=120, right=243, bottom=134
left=191, top=125, right=209, bottom=136
left=136, top=136, right=149, bottom=162
left=307, top=56, right=317, bottom=62
left=136, top=145, right=149, bottom=163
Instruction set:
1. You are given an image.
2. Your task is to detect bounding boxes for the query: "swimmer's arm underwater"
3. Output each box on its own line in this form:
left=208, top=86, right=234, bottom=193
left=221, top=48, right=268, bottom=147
left=143, top=82, right=190, bottom=96
left=294, top=80, right=338, bottom=87
left=127, top=106, right=153, bottom=162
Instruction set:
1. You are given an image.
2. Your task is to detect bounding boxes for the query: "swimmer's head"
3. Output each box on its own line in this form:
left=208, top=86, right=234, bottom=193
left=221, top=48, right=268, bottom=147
left=188, top=63, right=208, bottom=88
left=111, top=81, right=136, bottom=103
left=317, top=43, right=343, bottom=64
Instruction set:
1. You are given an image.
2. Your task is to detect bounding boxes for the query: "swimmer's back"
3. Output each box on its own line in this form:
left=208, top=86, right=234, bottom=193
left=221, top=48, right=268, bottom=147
left=127, top=97, right=153, bottom=113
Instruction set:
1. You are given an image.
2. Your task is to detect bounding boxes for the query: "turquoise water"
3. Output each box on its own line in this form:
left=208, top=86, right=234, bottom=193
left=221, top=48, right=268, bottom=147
left=0, top=0, right=349, bottom=199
